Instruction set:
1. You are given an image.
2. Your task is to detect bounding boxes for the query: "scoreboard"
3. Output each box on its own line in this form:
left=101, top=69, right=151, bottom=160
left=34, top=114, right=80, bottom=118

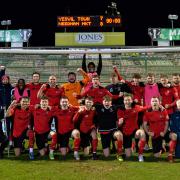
left=57, top=16, right=121, bottom=27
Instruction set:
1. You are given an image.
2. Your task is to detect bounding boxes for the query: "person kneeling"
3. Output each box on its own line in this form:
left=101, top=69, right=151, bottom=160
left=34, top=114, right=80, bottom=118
left=143, top=97, right=177, bottom=162
left=32, top=96, right=57, bottom=160
left=6, top=97, right=35, bottom=160
left=95, top=95, right=123, bottom=161
left=73, top=96, right=98, bottom=160
left=118, top=94, right=147, bottom=162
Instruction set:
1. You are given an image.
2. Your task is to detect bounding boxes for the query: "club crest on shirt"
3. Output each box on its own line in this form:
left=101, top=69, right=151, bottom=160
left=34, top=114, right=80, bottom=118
left=165, top=90, right=170, bottom=96
left=160, top=114, right=163, bottom=119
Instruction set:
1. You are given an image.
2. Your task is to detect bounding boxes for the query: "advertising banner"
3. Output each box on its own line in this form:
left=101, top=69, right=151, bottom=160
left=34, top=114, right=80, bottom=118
left=148, top=28, right=180, bottom=41
left=0, top=29, right=32, bottom=42
left=55, top=32, right=125, bottom=46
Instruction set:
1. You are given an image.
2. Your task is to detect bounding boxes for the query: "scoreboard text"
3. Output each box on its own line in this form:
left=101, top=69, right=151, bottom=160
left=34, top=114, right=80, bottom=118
left=57, top=16, right=121, bottom=27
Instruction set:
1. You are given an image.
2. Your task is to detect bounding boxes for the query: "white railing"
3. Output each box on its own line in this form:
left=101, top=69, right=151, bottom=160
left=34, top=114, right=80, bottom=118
left=0, top=47, right=180, bottom=54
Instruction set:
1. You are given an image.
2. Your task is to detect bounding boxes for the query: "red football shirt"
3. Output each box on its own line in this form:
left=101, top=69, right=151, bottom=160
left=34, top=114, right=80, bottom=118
left=26, top=83, right=42, bottom=105
left=143, top=109, right=169, bottom=138
left=159, top=86, right=178, bottom=114
left=73, top=109, right=96, bottom=133
left=54, top=107, right=78, bottom=134
left=173, top=84, right=180, bottom=98
left=117, top=105, right=147, bottom=135
left=12, top=107, right=32, bottom=137
left=32, top=108, right=53, bottom=134
left=81, top=86, right=119, bottom=104
left=126, top=81, right=144, bottom=104
left=43, top=86, right=64, bottom=106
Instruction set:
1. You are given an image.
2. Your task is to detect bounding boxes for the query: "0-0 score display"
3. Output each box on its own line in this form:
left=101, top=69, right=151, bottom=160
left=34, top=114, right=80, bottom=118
left=57, top=16, right=121, bottom=27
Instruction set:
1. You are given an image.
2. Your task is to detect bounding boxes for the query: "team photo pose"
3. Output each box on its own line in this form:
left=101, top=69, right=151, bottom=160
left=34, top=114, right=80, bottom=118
left=12, top=79, right=30, bottom=102
left=54, top=96, right=80, bottom=160
left=169, top=99, right=180, bottom=158
left=6, top=97, right=35, bottom=159
left=172, top=73, right=180, bottom=97
left=82, top=54, right=102, bottom=93
left=31, top=96, right=57, bottom=160
left=73, top=96, right=98, bottom=160
left=26, top=72, right=42, bottom=105
left=80, top=75, right=120, bottom=105
left=113, top=66, right=144, bottom=105
left=95, top=95, right=123, bottom=161
left=38, top=75, right=64, bottom=106
left=143, top=97, right=177, bottom=162
left=61, top=68, right=90, bottom=106
left=106, top=67, right=132, bottom=106
left=158, top=74, right=179, bottom=114
left=117, top=94, right=147, bottom=162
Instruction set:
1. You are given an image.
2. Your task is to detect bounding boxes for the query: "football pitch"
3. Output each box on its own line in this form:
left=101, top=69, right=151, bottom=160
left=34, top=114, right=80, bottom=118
left=0, top=152, right=180, bottom=180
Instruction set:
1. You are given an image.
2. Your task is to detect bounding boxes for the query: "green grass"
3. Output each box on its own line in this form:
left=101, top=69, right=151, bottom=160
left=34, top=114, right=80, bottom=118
left=1, top=151, right=180, bottom=180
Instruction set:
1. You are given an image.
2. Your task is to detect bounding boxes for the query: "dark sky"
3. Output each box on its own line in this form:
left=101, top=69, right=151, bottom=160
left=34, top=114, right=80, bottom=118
left=0, top=0, right=179, bottom=46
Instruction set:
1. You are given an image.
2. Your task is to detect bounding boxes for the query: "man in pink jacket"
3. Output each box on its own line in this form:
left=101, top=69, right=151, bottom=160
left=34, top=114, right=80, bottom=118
left=144, top=73, right=160, bottom=106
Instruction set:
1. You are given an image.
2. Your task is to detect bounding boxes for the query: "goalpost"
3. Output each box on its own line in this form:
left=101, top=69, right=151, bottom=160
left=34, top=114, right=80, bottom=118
left=0, top=47, right=179, bottom=84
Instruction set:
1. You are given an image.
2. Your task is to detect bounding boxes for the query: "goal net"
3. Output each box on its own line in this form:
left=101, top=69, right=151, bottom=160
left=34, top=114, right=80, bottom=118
left=0, top=47, right=180, bottom=85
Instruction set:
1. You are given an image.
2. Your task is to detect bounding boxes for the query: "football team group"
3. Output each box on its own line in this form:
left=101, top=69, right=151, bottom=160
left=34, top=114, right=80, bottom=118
left=0, top=54, right=180, bottom=163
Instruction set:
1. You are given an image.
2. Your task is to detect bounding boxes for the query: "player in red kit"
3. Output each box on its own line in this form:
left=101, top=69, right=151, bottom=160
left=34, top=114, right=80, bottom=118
left=73, top=96, right=98, bottom=160
left=26, top=72, right=42, bottom=105
left=158, top=74, right=179, bottom=114
left=31, top=96, right=57, bottom=160
left=172, top=73, right=180, bottom=97
left=37, top=75, right=64, bottom=106
left=143, top=97, right=177, bottom=162
left=113, top=66, right=144, bottom=105
left=6, top=97, right=35, bottom=159
left=117, top=94, right=147, bottom=162
left=80, top=75, right=120, bottom=105
left=54, top=96, right=80, bottom=160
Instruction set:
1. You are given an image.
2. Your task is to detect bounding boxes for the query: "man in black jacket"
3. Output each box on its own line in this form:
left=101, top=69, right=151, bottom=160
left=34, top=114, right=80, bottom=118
left=0, top=66, right=9, bottom=158
left=0, top=75, right=14, bottom=138
left=95, top=95, right=123, bottom=161
left=0, top=121, right=8, bottom=158
left=106, top=72, right=132, bottom=106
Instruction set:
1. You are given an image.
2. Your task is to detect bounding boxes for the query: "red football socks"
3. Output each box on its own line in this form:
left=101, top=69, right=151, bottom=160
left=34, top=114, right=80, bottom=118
left=74, top=138, right=81, bottom=151
left=28, top=130, right=34, bottom=148
left=50, top=133, right=57, bottom=150
left=116, top=140, right=123, bottom=155
left=138, top=139, right=146, bottom=155
left=169, top=140, right=177, bottom=154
